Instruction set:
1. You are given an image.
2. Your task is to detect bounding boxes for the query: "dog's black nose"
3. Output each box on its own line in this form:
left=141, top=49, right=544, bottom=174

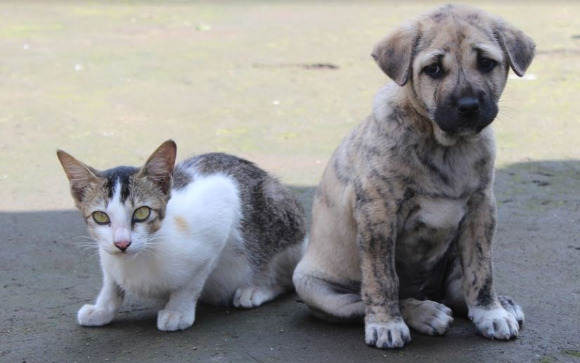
left=457, top=97, right=480, bottom=114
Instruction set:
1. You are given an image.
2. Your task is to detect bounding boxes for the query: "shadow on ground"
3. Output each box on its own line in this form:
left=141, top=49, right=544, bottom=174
left=1, top=160, right=579, bottom=362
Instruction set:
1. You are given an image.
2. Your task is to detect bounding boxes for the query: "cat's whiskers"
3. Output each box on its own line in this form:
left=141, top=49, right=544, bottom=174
left=76, top=235, right=97, bottom=240
left=141, top=237, right=164, bottom=258
left=86, top=250, right=101, bottom=262
left=144, top=236, right=164, bottom=247
left=77, top=244, right=99, bottom=251
left=74, top=236, right=98, bottom=243
left=145, top=237, right=163, bottom=243
left=63, top=237, right=101, bottom=262
left=140, top=248, right=159, bottom=259
left=69, top=236, right=100, bottom=251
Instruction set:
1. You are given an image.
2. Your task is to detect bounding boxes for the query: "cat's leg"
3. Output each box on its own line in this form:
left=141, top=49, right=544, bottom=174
left=233, top=284, right=285, bottom=309
left=232, top=261, right=287, bottom=309
left=157, top=265, right=213, bottom=331
left=78, top=274, right=124, bottom=326
left=233, top=178, right=306, bottom=309
left=233, top=242, right=305, bottom=309
left=157, top=285, right=200, bottom=332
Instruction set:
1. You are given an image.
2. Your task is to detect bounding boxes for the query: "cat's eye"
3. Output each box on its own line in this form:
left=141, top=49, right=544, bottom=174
left=133, top=206, right=151, bottom=223
left=423, top=63, right=444, bottom=79
left=478, top=57, right=497, bottom=73
left=92, top=211, right=110, bottom=225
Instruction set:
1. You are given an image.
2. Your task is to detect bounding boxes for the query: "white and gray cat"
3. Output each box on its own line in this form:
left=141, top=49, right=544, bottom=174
left=57, top=140, right=306, bottom=331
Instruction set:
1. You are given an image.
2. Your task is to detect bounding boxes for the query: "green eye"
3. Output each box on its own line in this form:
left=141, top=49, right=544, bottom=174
left=92, top=211, right=110, bottom=225
left=133, top=206, right=151, bottom=223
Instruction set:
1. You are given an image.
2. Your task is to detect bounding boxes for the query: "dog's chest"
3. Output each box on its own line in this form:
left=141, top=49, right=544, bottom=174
left=411, top=197, right=466, bottom=230
left=397, top=197, right=467, bottom=264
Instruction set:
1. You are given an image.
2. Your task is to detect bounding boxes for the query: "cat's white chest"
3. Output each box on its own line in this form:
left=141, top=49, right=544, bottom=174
left=102, top=251, right=180, bottom=297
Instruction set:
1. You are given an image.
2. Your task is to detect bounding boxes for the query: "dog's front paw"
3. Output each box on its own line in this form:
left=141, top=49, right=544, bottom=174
left=469, top=306, right=519, bottom=340
left=401, top=299, right=454, bottom=336
left=77, top=304, right=115, bottom=327
left=498, top=295, right=525, bottom=327
left=365, top=320, right=411, bottom=349
left=157, top=309, right=195, bottom=331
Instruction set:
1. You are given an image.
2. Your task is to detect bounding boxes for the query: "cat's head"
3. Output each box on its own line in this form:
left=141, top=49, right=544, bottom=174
left=57, top=140, right=177, bottom=257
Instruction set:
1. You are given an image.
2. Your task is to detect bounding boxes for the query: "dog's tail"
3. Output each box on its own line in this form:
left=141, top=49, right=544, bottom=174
left=293, top=269, right=365, bottom=323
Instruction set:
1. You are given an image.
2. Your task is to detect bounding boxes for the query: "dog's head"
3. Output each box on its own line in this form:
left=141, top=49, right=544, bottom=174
left=372, top=4, right=535, bottom=137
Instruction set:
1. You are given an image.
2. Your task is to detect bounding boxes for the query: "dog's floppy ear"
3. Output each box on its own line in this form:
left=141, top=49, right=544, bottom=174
left=495, top=20, right=535, bottom=77
left=371, top=22, right=419, bottom=86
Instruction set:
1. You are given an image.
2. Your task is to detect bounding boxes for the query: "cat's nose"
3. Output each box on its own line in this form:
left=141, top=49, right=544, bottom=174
left=114, top=240, right=131, bottom=252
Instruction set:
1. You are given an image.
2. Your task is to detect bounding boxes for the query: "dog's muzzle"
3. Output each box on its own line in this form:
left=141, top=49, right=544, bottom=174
left=433, top=95, right=498, bottom=135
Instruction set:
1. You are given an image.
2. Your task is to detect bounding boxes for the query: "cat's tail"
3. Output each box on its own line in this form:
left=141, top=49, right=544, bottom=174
left=270, top=235, right=308, bottom=289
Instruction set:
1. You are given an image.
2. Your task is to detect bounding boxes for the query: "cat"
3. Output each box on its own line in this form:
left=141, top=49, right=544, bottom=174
left=57, top=140, right=306, bottom=331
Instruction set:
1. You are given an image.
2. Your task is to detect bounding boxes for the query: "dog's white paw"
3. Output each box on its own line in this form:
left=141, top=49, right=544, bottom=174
left=498, top=295, right=525, bottom=327
left=157, top=309, right=195, bottom=331
left=365, top=320, right=411, bottom=349
left=401, top=299, right=454, bottom=336
left=77, top=304, right=115, bottom=327
left=469, top=306, right=519, bottom=340
left=233, top=286, right=277, bottom=309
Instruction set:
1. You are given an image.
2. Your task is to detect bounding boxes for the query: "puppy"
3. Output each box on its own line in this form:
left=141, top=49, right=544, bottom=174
left=293, top=4, right=535, bottom=349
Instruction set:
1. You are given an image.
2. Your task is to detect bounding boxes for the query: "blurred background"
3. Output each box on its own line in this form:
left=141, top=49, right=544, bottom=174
left=0, top=0, right=578, bottom=211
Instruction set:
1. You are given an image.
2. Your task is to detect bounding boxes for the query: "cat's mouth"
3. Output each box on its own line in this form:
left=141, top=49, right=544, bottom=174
left=108, top=248, right=140, bottom=258
left=107, top=240, right=143, bottom=257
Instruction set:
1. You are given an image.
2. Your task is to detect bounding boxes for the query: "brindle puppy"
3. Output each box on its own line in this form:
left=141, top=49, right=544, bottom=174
left=293, top=4, right=535, bottom=349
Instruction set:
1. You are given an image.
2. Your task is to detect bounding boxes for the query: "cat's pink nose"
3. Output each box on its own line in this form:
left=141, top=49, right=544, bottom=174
left=114, top=240, right=131, bottom=252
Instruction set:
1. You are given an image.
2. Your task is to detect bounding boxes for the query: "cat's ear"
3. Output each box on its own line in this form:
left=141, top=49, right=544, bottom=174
left=140, top=140, right=177, bottom=194
left=56, top=150, right=101, bottom=204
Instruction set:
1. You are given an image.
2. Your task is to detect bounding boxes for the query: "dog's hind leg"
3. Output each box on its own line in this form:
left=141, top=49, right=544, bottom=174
left=400, top=298, right=454, bottom=335
left=442, top=255, right=469, bottom=317
left=293, top=272, right=364, bottom=323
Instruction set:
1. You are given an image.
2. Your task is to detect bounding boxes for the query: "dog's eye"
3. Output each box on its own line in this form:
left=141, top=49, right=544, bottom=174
left=478, top=57, right=497, bottom=73
left=423, top=63, right=443, bottom=78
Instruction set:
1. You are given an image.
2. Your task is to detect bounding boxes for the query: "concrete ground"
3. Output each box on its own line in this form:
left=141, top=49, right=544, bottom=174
left=1, top=1, right=579, bottom=362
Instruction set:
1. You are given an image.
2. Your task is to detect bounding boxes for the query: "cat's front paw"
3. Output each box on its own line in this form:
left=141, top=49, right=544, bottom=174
left=469, top=306, right=519, bottom=340
left=77, top=304, right=115, bottom=327
left=365, top=320, right=411, bottom=349
left=157, top=309, right=195, bottom=331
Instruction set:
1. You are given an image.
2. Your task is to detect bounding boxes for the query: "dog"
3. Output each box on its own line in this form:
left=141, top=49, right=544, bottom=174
left=293, top=4, right=535, bottom=349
